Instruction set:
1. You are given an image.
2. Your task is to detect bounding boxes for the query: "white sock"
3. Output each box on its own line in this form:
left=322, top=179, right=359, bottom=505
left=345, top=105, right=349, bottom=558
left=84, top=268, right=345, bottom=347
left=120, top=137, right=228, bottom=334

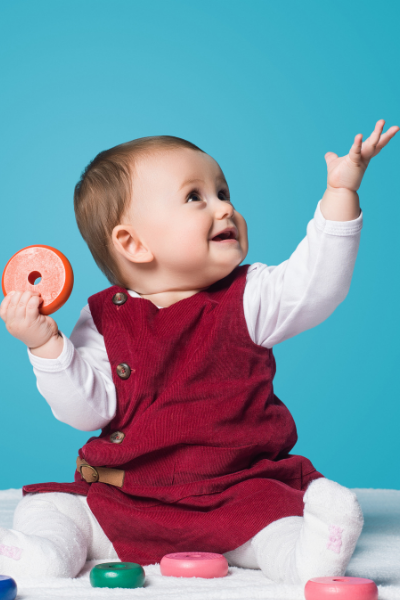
left=0, top=492, right=91, bottom=578
left=251, top=478, right=364, bottom=585
left=295, top=477, right=364, bottom=584
left=0, top=525, right=87, bottom=579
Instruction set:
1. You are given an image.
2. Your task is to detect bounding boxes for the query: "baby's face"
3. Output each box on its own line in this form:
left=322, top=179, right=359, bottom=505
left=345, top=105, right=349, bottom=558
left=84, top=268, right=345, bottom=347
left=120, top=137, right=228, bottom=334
left=121, top=147, right=248, bottom=291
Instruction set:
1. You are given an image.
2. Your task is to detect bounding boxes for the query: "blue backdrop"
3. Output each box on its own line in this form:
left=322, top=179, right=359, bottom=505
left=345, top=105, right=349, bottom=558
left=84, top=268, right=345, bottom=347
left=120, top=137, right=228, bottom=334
left=0, top=0, right=398, bottom=490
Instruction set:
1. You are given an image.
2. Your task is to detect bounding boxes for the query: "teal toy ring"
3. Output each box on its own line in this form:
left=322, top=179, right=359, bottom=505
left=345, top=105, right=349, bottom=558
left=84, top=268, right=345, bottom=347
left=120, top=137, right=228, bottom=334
left=90, top=562, right=145, bottom=589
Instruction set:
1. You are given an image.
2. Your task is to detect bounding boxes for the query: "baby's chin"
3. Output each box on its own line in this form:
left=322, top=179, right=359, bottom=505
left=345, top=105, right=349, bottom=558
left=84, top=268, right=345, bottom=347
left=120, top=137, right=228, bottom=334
left=196, top=258, right=245, bottom=287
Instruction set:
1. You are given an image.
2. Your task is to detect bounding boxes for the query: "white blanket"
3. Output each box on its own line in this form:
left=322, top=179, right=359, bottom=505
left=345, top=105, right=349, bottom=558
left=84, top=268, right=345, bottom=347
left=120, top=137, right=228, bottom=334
left=0, top=488, right=399, bottom=599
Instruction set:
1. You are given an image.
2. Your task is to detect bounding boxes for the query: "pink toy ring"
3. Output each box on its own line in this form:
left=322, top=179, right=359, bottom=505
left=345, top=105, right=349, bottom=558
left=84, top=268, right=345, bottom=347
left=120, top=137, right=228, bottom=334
left=160, top=552, right=228, bottom=579
left=305, top=577, right=378, bottom=600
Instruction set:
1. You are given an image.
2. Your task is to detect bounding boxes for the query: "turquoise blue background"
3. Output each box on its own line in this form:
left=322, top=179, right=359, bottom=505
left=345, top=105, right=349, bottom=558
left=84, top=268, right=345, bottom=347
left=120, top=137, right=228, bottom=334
left=0, top=1, right=399, bottom=490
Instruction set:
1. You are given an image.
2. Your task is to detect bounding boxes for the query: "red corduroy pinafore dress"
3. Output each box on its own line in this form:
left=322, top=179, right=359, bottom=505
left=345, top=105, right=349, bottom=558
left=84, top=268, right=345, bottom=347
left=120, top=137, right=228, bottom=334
left=23, top=264, right=323, bottom=565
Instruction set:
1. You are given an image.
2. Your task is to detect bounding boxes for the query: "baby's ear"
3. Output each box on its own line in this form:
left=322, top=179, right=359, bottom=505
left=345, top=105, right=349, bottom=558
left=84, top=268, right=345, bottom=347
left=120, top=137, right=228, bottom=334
left=111, top=225, right=154, bottom=264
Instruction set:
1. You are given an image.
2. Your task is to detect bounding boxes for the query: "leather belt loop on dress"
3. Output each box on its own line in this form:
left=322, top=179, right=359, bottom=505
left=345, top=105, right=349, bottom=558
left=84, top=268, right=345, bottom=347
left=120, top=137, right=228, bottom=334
left=76, top=457, right=125, bottom=488
left=79, top=462, right=99, bottom=483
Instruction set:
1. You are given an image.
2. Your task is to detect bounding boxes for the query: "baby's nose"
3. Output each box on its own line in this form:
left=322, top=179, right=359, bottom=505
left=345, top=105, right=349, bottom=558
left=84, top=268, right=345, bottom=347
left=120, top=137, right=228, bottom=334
left=215, top=200, right=234, bottom=218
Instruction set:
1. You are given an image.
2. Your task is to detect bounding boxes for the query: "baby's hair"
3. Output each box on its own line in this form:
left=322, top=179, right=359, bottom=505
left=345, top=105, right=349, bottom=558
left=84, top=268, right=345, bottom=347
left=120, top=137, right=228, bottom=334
left=74, top=135, right=204, bottom=287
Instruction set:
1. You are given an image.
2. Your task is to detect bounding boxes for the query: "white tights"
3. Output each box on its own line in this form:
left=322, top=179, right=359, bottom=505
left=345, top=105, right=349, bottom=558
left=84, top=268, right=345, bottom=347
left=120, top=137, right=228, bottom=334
left=0, top=478, right=363, bottom=584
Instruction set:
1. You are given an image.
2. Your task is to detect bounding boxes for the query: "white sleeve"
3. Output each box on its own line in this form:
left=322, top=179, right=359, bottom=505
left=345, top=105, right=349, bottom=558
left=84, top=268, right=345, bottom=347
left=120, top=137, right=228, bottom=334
left=244, top=200, right=363, bottom=348
left=27, top=305, right=117, bottom=431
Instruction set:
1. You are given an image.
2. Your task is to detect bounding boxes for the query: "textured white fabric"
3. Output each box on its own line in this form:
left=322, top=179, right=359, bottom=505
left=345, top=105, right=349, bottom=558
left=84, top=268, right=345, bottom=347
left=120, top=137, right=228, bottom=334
left=225, top=478, right=364, bottom=585
left=26, top=200, right=362, bottom=432
left=252, top=517, right=303, bottom=583
left=0, top=488, right=399, bottom=599
left=0, top=494, right=87, bottom=578
left=224, top=537, right=259, bottom=570
left=294, top=478, right=364, bottom=584
left=250, top=478, right=364, bottom=586
left=0, top=492, right=118, bottom=579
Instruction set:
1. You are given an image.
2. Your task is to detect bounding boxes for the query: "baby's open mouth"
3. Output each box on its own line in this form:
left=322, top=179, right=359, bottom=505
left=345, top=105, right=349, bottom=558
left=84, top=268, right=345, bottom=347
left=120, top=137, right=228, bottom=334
left=211, top=228, right=238, bottom=242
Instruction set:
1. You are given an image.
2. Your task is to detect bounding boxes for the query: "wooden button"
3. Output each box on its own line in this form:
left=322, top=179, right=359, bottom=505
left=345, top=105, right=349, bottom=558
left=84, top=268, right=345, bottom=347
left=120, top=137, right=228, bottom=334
left=116, top=363, right=131, bottom=379
left=112, top=292, right=128, bottom=305
left=110, top=431, right=125, bottom=444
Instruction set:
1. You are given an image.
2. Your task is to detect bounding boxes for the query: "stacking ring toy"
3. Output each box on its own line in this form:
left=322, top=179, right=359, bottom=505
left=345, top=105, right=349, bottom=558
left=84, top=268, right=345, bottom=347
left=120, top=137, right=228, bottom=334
left=305, top=577, right=378, bottom=600
left=2, top=245, right=74, bottom=315
left=0, top=575, right=17, bottom=600
left=160, top=552, right=228, bottom=578
left=90, top=562, right=145, bottom=589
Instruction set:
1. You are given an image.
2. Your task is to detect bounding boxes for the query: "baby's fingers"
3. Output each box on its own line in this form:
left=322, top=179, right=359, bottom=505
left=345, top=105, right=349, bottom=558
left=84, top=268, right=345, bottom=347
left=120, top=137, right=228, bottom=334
left=363, top=119, right=385, bottom=156
left=14, top=291, right=41, bottom=322
left=348, top=133, right=363, bottom=165
left=0, top=292, right=16, bottom=322
left=374, top=124, right=400, bottom=152
left=3, top=290, right=23, bottom=323
left=361, top=120, right=399, bottom=159
left=25, top=294, right=43, bottom=319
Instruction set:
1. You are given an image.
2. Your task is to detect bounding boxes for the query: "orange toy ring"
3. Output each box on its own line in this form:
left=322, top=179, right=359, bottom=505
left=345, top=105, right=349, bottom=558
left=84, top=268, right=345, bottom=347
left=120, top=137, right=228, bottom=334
left=2, top=245, right=74, bottom=315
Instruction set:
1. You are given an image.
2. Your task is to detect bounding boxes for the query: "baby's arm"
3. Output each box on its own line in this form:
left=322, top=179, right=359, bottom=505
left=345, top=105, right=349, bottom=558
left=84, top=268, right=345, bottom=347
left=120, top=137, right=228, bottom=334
left=28, top=306, right=116, bottom=430
left=0, top=292, right=116, bottom=431
left=245, top=120, right=399, bottom=347
left=244, top=204, right=362, bottom=347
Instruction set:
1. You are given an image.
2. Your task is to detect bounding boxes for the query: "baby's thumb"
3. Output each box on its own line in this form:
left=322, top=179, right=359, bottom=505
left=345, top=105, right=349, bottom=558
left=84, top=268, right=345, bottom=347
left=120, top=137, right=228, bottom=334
left=324, top=151, right=338, bottom=167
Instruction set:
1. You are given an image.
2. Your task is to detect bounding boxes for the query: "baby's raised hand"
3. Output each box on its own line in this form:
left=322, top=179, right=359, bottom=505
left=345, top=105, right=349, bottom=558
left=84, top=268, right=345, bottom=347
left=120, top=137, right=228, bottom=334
left=0, top=290, right=59, bottom=350
left=324, top=119, right=399, bottom=192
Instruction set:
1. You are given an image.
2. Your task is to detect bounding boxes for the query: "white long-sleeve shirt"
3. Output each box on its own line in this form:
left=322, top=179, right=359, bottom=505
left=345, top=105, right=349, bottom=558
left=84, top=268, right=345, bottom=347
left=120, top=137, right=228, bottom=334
left=27, top=200, right=363, bottom=432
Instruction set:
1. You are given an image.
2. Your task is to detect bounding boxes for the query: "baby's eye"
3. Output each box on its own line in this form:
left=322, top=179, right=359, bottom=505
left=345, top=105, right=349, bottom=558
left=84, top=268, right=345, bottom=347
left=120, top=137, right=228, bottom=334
left=218, top=190, right=231, bottom=201
left=187, top=192, right=202, bottom=202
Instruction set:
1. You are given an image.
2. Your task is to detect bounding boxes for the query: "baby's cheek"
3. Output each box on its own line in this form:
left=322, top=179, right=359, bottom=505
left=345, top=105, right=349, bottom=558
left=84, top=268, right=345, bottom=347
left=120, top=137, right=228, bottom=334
left=167, top=235, right=206, bottom=267
left=182, top=238, right=207, bottom=260
left=236, top=215, right=249, bottom=248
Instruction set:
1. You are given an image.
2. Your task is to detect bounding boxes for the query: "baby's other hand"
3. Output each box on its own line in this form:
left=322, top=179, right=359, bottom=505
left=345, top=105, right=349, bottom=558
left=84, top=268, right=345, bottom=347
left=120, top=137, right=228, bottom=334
left=325, top=119, right=399, bottom=192
left=0, top=290, right=59, bottom=350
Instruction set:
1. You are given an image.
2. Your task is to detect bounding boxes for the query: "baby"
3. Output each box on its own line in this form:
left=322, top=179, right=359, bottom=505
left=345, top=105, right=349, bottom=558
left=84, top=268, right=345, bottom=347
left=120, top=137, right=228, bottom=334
left=1, top=120, right=398, bottom=583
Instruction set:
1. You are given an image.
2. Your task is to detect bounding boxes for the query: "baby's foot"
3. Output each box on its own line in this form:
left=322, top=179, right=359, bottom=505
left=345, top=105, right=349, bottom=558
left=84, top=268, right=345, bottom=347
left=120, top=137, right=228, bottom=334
left=251, top=478, right=363, bottom=585
left=251, top=515, right=304, bottom=584
left=294, top=477, right=364, bottom=585
left=0, top=526, right=33, bottom=578
left=0, top=526, right=79, bottom=578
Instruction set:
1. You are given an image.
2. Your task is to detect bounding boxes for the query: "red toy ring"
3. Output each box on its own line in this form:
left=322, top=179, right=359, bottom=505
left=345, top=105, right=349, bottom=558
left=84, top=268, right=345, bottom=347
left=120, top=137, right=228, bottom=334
left=305, top=577, right=378, bottom=600
left=2, top=245, right=74, bottom=315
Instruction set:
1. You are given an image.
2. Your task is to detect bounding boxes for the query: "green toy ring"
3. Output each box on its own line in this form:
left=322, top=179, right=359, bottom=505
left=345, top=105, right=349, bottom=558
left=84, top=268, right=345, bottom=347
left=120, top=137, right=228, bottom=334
left=90, top=562, right=145, bottom=589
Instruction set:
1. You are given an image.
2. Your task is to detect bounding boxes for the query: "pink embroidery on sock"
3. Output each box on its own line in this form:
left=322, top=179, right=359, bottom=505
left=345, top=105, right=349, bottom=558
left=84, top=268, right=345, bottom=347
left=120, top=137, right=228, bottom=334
left=0, top=544, right=23, bottom=560
left=327, top=525, right=343, bottom=554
